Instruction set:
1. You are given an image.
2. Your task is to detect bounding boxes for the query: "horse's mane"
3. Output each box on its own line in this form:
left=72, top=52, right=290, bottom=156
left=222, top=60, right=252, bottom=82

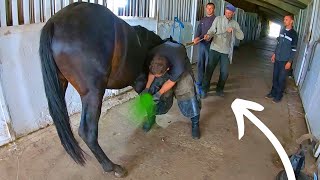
left=133, top=25, right=164, bottom=47
left=163, top=36, right=184, bottom=46
left=133, top=26, right=183, bottom=48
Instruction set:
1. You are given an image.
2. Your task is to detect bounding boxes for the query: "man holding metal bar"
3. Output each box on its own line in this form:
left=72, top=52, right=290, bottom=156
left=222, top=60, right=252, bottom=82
left=192, top=2, right=216, bottom=98
left=202, top=4, right=244, bottom=98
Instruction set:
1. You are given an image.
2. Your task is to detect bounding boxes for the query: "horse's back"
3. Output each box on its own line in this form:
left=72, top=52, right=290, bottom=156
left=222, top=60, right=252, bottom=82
left=50, top=2, right=116, bottom=54
left=45, top=3, right=116, bottom=93
left=45, top=2, right=147, bottom=92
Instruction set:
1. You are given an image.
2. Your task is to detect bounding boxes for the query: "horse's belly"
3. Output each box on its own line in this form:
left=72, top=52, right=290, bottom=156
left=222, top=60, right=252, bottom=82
left=106, top=48, right=146, bottom=89
left=106, top=67, right=139, bottom=89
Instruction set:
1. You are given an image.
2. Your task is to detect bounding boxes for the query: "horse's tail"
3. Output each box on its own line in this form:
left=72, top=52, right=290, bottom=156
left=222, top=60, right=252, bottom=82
left=39, top=21, right=85, bottom=165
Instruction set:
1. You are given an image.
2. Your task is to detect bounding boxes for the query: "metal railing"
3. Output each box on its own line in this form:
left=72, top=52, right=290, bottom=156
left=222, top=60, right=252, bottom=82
left=0, top=0, right=109, bottom=27
left=0, top=0, right=159, bottom=27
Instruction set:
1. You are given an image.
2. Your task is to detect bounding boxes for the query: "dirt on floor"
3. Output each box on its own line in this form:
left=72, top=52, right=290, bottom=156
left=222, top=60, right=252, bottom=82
left=0, top=38, right=316, bottom=180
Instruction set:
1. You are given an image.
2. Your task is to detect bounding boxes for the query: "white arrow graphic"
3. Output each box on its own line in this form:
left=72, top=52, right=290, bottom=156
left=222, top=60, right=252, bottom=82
left=231, top=98, right=296, bottom=180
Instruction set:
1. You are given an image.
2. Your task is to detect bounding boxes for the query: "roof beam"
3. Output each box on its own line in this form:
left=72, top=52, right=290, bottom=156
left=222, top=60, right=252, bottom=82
left=261, top=9, right=283, bottom=21
left=282, top=0, right=307, bottom=9
left=243, top=0, right=287, bottom=16
left=258, top=7, right=284, bottom=18
left=296, top=0, right=311, bottom=5
left=246, top=0, right=300, bottom=14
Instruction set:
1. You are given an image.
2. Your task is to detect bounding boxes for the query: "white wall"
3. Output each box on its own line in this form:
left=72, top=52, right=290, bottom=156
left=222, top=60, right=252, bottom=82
left=120, top=17, right=157, bottom=32
left=157, top=20, right=194, bottom=61
left=0, top=24, right=50, bottom=137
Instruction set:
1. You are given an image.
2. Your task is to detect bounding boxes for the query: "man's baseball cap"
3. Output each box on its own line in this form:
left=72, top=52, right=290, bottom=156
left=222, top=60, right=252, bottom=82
left=226, top=4, right=236, bottom=12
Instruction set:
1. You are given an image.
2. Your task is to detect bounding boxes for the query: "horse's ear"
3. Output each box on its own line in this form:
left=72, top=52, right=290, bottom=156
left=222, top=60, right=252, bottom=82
left=169, top=36, right=173, bottom=41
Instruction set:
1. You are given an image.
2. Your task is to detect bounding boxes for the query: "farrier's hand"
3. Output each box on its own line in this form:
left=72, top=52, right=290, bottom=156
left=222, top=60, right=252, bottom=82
left=226, top=27, right=233, bottom=33
left=193, top=37, right=201, bottom=45
left=204, top=34, right=211, bottom=41
left=271, top=54, right=276, bottom=63
left=285, top=62, right=291, bottom=70
left=152, top=91, right=162, bottom=103
left=140, top=88, right=150, bottom=95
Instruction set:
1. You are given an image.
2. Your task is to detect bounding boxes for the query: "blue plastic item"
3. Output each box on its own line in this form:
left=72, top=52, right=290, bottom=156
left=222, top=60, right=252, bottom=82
left=172, top=17, right=184, bottom=43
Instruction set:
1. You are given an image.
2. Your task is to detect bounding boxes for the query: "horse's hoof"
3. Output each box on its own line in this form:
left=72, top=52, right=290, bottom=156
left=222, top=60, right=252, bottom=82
left=113, top=164, right=128, bottom=178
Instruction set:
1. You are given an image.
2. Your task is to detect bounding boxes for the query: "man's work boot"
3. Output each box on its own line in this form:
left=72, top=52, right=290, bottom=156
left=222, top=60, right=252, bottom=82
left=216, top=90, right=225, bottom=97
left=143, top=115, right=156, bottom=132
left=265, top=93, right=274, bottom=99
left=200, top=91, right=207, bottom=99
left=191, top=115, right=200, bottom=139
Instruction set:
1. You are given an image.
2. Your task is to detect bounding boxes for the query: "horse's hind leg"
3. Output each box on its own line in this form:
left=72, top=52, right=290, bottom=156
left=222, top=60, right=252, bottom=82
left=78, top=89, right=127, bottom=178
left=58, top=73, right=68, bottom=96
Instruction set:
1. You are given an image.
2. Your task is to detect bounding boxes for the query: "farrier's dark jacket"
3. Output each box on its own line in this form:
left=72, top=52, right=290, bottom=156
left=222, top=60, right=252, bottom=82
left=148, top=41, right=192, bottom=82
left=274, top=28, right=298, bottom=63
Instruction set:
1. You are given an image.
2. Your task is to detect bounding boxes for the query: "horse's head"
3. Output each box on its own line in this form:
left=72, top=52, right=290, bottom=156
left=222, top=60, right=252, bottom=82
left=133, top=25, right=164, bottom=50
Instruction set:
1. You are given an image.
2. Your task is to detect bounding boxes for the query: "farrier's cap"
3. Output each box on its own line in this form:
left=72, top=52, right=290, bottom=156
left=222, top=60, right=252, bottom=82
left=226, top=4, right=236, bottom=12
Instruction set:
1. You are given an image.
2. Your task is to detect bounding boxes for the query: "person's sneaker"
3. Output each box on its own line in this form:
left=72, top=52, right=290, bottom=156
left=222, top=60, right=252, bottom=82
left=272, top=98, right=281, bottom=103
left=265, top=93, right=273, bottom=99
left=216, top=91, right=225, bottom=97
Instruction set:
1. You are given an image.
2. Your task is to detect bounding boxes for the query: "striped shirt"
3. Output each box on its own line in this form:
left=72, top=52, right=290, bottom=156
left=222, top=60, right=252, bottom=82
left=274, top=28, right=298, bottom=62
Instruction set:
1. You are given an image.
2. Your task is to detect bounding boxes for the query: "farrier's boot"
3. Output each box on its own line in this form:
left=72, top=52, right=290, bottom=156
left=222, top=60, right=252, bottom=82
left=191, top=115, right=200, bottom=139
left=143, top=115, right=156, bottom=132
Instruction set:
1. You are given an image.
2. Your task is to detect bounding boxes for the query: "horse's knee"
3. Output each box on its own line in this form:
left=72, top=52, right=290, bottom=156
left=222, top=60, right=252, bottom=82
left=132, top=73, right=147, bottom=93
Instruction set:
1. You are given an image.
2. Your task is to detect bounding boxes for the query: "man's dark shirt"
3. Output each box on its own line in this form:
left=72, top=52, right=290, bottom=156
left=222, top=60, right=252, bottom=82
left=274, top=28, right=298, bottom=62
left=149, top=41, right=191, bottom=82
left=195, top=15, right=216, bottom=45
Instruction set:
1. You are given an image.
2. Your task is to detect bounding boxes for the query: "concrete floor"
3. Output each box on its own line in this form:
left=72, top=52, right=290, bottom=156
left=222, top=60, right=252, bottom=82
left=0, top=38, right=315, bottom=180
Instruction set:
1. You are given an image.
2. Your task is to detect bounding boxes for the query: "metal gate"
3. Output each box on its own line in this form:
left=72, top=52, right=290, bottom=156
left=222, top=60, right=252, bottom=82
left=294, top=1, right=316, bottom=86
left=299, top=0, right=320, bottom=139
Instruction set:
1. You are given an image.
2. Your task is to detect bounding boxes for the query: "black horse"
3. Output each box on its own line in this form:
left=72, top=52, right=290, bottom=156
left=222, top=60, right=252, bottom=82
left=39, top=2, right=163, bottom=177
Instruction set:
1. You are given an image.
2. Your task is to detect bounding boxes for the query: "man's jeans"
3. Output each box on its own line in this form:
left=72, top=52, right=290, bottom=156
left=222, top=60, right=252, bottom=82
left=271, top=61, right=288, bottom=100
left=202, top=50, right=229, bottom=93
left=197, top=43, right=210, bottom=86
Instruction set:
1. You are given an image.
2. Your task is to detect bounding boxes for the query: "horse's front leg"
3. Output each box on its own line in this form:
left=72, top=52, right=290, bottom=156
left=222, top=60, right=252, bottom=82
left=78, top=89, right=127, bottom=178
left=132, top=73, right=147, bottom=94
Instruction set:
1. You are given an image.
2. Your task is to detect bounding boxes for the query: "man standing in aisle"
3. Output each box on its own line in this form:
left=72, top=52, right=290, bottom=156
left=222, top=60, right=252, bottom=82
left=192, top=2, right=216, bottom=98
left=266, top=15, right=298, bottom=103
left=202, top=4, right=244, bottom=98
